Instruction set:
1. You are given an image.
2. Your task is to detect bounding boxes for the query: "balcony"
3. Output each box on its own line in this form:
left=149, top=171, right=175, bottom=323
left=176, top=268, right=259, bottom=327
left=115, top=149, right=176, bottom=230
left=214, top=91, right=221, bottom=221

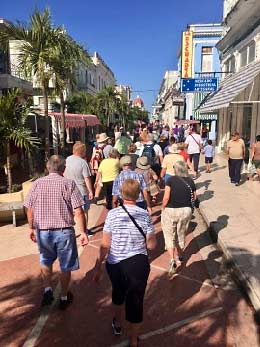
left=218, top=0, right=260, bottom=54
left=0, top=63, right=33, bottom=94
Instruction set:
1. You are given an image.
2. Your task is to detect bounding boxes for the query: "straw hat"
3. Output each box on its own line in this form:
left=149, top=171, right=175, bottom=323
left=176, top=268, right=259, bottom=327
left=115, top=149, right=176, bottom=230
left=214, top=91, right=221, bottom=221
left=97, top=133, right=109, bottom=143
left=136, top=156, right=150, bottom=170
left=120, top=155, right=132, bottom=168
left=169, top=144, right=180, bottom=154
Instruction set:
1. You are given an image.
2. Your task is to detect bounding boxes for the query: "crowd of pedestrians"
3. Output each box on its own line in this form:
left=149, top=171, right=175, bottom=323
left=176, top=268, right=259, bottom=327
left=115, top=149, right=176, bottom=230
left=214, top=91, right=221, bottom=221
left=24, top=120, right=260, bottom=347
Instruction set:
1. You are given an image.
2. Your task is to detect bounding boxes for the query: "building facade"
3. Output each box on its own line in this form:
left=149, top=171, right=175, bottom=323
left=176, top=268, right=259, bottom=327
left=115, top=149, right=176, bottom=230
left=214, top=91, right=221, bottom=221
left=0, top=20, right=32, bottom=96
left=153, top=70, right=184, bottom=127
left=179, top=23, right=223, bottom=140
left=199, top=0, right=260, bottom=150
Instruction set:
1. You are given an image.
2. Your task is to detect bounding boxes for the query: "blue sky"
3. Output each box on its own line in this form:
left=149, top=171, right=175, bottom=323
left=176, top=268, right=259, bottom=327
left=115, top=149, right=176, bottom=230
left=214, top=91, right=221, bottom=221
left=2, top=0, right=223, bottom=112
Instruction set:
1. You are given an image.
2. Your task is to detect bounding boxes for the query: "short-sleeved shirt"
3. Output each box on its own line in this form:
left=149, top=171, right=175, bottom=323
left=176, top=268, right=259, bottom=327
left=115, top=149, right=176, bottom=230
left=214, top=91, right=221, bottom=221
left=204, top=145, right=215, bottom=158
left=166, top=176, right=196, bottom=208
left=140, top=142, right=163, bottom=158
left=227, top=139, right=245, bottom=159
left=112, top=169, right=147, bottom=202
left=23, top=173, right=84, bottom=230
left=98, top=158, right=120, bottom=182
left=64, top=155, right=91, bottom=195
left=185, top=134, right=202, bottom=154
left=162, top=154, right=185, bottom=175
left=114, top=136, right=132, bottom=155
left=104, top=205, right=154, bottom=264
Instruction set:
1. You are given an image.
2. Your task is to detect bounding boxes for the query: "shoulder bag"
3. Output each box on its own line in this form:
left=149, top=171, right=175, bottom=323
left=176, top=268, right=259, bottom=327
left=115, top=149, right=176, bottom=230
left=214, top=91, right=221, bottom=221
left=190, top=134, right=202, bottom=152
left=177, top=177, right=199, bottom=212
left=119, top=201, right=147, bottom=242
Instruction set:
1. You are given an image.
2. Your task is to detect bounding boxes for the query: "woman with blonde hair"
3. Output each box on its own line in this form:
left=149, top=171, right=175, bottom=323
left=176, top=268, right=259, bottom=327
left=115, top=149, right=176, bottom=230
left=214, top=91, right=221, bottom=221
left=161, top=161, right=196, bottom=274
left=93, top=179, right=157, bottom=347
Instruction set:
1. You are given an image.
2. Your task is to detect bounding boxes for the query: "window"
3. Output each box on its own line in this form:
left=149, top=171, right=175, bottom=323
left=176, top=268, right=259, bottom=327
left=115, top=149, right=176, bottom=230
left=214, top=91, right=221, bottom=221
left=240, top=41, right=256, bottom=68
left=240, top=47, right=247, bottom=68
left=85, top=70, right=88, bottom=83
left=248, top=42, right=256, bottom=64
left=201, top=47, right=213, bottom=72
left=226, top=56, right=236, bottom=73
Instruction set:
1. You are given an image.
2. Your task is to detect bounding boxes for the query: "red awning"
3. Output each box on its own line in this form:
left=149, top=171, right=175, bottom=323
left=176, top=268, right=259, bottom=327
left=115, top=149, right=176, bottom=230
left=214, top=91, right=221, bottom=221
left=48, top=112, right=100, bottom=128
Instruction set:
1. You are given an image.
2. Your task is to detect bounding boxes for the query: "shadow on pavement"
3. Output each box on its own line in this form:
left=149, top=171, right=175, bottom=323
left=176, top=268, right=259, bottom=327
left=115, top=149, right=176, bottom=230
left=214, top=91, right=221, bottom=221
left=197, top=190, right=214, bottom=202
left=195, top=179, right=212, bottom=190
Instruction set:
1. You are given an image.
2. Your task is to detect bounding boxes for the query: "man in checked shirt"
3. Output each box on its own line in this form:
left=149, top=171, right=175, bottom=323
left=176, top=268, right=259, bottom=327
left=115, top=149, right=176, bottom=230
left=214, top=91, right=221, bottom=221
left=24, top=155, right=88, bottom=310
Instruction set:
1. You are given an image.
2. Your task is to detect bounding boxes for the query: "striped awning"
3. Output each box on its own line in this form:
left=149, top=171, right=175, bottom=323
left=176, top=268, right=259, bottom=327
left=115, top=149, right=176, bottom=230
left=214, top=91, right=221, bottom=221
left=49, top=112, right=100, bottom=128
left=198, top=60, right=260, bottom=113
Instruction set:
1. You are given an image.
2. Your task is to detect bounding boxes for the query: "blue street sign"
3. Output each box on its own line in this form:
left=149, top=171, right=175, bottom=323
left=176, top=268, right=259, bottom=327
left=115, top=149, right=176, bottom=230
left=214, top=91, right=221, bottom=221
left=181, top=78, right=218, bottom=93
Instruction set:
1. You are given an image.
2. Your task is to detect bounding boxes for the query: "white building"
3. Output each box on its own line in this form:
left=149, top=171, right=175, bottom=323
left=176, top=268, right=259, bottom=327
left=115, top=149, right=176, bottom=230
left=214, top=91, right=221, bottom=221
left=115, top=84, right=131, bottom=101
left=75, top=51, right=116, bottom=96
left=0, top=20, right=32, bottom=96
left=153, top=71, right=184, bottom=127
left=199, top=0, right=260, bottom=149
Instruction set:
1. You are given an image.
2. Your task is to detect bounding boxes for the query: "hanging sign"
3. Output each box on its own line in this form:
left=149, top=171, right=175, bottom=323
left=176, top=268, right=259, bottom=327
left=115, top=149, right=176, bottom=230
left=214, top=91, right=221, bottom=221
left=181, top=31, right=193, bottom=78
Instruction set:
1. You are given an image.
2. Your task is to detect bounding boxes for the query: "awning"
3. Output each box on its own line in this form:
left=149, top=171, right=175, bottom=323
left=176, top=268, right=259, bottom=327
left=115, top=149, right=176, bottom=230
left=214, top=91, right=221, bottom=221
left=175, top=120, right=200, bottom=125
left=48, top=112, right=100, bottom=128
left=198, top=60, right=260, bottom=113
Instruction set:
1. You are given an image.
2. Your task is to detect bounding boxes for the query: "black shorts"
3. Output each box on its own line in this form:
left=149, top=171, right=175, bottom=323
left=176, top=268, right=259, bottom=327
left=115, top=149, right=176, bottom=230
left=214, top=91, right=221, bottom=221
left=205, top=157, right=213, bottom=164
left=106, top=254, right=150, bottom=323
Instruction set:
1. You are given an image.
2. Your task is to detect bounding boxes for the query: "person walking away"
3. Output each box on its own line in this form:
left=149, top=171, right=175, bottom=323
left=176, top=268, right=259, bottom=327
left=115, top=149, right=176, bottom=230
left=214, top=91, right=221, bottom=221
left=140, top=133, right=163, bottom=176
left=90, top=133, right=111, bottom=200
left=93, top=179, right=157, bottom=347
left=64, top=142, right=94, bottom=235
left=24, top=155, right=88, bottom=309
left=112, top=156, right=152, bottom=213
left=135, top=156, right=160, bottom=204
left=227, top=132, right=245, bottom=186
left=163, top=136, right=176, bottom=156
left=200, top=125, right=208, bottom=146
left=250, top=134, right=260, bottom=181
left=161, top=161, right=196, bottom=275
left=178, top=143, right=196, bottom=176
left=173, top=125, right=179, bottom=141
left=128, top=144, right=139, bottom=169
left=185, top=127, right=202, bottom=178
left=160, top=144, right=184, bottom=183
left=114, top=130, right=132, bottom=156
left=178, top=125, right=185, bottom=143
left=94, top=149, right=120, bottom=210
left=203, top=140, right=215, bottom=173
left=114, top=125, right=121, bottom=142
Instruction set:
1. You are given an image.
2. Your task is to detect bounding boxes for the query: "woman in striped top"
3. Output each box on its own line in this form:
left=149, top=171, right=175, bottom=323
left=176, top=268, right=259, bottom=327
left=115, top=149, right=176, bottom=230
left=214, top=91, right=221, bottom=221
left=93, top=179, right=157, bottom=347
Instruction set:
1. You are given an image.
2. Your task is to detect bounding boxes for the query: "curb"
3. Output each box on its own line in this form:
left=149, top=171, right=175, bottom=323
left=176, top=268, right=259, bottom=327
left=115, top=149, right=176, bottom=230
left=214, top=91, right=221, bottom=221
left=199, top=203, right=260, bottom=320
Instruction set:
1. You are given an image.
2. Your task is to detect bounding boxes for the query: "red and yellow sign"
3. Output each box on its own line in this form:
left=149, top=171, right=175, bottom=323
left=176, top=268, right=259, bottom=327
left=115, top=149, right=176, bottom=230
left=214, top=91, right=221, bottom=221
left=181, top=31, right=193, bottom=78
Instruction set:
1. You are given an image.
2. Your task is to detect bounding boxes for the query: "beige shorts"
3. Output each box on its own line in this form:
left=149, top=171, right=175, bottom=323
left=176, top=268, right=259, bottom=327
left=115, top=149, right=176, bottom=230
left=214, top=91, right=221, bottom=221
left=161, top=207, right=192, bottom=250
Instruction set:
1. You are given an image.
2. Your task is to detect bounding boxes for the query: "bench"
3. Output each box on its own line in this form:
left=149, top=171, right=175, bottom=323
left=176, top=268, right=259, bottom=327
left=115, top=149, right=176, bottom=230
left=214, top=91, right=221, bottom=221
left=0, top=201, right=25, bottom=227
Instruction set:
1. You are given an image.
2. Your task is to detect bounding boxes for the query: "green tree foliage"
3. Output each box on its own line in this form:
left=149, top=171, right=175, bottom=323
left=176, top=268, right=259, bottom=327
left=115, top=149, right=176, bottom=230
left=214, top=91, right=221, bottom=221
left=0, top=8, right=65, bottom=159
left=0, top=89, right=40, bottom=192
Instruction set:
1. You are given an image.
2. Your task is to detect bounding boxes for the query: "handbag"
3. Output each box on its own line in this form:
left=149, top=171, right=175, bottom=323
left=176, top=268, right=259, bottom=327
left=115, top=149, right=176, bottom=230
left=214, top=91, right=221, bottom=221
left=119, top=201, right=147, bottom=243
left=190, top=134, right=202, bottom=153
left=148, top=180, right=160, bottom=196
left=177, top=177, right=199, bottom=212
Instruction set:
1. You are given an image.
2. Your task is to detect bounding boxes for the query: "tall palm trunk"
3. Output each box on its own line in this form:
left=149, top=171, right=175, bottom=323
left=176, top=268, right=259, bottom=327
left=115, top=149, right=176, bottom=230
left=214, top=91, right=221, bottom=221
left=6, top=141, right=12, bottom=193
left=42, top=85, right=50, bottom=160
left=60, top=91, right=66, bottom=153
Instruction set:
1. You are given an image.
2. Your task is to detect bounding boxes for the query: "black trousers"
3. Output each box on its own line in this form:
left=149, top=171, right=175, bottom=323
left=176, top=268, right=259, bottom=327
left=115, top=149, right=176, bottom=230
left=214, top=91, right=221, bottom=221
left=103, top=181, right=113, bottom=210
left=189, top=153, right=200, bottom=173
left=228, top=159, right=243, bottom=183
left=106, top=254, right=150, bottom=323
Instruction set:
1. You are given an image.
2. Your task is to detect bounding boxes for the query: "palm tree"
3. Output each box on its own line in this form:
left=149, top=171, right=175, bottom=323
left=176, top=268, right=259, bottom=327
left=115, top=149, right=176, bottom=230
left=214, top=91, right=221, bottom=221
left=96, top=86, right=120, bottom=127
left=0, top=8, right=64, bottom=159
left=51, top=35, right=90, bottom=151
left=0, top=89, right=40, bottom=192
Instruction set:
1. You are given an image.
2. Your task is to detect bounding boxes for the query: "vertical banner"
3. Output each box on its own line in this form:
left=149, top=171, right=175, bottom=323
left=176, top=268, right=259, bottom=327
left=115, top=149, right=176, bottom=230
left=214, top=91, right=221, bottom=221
left=181, top=31, right=193, bottom=78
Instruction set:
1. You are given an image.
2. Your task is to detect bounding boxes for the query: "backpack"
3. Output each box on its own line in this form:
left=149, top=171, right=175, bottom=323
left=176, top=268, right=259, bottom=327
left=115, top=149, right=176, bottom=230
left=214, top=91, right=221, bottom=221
left=90, top=145, right=106, bottom=172
left=142, top=143, right=156, bottom=165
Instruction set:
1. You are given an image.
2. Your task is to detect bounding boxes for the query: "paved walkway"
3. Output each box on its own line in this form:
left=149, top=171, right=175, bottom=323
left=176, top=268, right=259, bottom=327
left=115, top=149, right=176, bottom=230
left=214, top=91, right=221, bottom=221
left=0, top=199, right=259, bottom=346
left=196, top=153, right=260, bottom=316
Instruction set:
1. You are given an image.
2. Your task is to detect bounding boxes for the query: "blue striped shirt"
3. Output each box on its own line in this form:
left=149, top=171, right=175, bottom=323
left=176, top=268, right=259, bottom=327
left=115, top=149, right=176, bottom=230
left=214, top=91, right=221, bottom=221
left=112, top=169, right=147, bottom=203
left=104, top=205, right=154, bottom=264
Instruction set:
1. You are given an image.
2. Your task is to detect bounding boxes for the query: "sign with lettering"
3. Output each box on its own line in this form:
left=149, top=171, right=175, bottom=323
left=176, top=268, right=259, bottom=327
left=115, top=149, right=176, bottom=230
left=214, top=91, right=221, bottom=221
left=181, top=31, right=193, bottom=78
left=181, top=78, right=218, bottom=93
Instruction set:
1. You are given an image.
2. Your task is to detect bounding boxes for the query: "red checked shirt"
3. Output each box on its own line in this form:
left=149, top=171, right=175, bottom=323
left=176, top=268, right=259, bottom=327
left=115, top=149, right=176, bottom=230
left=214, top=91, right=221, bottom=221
left=24, top=173, right=84, bottom=230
